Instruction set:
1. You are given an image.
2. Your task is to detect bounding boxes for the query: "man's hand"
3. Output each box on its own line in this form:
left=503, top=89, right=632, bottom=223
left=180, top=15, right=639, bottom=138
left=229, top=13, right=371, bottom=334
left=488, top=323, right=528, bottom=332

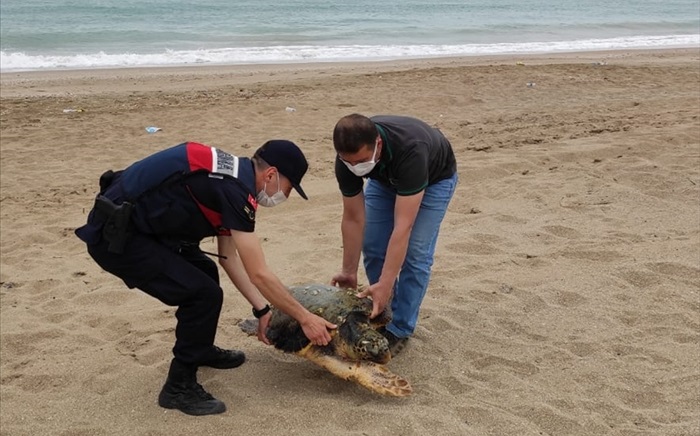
left=357, top=281, right=393, bottom=319
left=300, top=313, right=337, bottom=346
left=256, top=312, right=272, bottom=345
left=331, top=272, right=358, bottom=289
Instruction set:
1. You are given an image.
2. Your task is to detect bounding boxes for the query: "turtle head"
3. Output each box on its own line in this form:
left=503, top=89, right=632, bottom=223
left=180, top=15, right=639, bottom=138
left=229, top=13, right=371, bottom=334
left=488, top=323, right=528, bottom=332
left=339, top=312, right=391, bottom=364
left=356, top=330, right=391, bottom=364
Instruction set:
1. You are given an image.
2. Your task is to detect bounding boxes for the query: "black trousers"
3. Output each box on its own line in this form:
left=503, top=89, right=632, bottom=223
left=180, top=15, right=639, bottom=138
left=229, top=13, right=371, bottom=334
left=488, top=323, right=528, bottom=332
left=87, top=232, right=223, bottom=365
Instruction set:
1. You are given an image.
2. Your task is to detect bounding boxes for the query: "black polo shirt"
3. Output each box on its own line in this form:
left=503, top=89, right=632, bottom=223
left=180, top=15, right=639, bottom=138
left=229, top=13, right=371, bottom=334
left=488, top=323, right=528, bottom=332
left=335, top=115, right=457, bottom=197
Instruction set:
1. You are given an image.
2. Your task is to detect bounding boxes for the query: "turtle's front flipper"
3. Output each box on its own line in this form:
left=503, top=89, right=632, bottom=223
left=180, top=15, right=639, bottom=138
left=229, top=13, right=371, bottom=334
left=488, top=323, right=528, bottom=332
left=238, top=318, right=259, bottom=335
left=298, top=346, right=413, bottom=397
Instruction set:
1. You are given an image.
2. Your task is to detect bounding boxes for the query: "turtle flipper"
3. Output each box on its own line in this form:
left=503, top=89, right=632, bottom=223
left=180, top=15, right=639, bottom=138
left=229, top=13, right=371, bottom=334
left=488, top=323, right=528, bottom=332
left=297, top=345, right=413, bottom=397
left=239, top=318, right=259, bottom=335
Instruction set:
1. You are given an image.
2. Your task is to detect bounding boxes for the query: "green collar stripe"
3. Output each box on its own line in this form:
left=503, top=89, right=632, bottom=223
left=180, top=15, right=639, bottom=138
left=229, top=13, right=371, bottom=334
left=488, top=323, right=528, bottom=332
left=342, top=188, right=363, bottom=197
left=398, top=182, right=428, bottom=196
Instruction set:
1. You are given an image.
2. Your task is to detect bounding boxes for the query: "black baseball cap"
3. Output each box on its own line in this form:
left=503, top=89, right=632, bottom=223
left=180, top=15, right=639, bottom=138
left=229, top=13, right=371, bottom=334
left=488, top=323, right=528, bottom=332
left=255, top=139, right=309, bottom=200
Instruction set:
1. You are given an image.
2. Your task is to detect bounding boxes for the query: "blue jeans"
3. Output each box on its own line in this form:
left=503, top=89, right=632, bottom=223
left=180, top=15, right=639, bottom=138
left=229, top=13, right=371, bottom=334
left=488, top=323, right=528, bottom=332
left=363, top=172, right=458, bottom=338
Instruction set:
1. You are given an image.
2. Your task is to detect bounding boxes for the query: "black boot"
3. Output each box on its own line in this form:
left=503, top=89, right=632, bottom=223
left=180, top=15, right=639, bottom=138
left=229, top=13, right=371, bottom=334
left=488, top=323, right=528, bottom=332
left=377, top=326, right=409, bottom=357
left=197, top=346, right=246, bottom=369
left=158, top=359, right=226, bottom=416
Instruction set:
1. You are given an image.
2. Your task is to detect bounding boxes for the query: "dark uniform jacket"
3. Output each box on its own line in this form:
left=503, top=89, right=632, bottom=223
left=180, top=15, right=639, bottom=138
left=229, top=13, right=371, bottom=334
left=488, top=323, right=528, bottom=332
left=75, top=142, right=258, bottom=247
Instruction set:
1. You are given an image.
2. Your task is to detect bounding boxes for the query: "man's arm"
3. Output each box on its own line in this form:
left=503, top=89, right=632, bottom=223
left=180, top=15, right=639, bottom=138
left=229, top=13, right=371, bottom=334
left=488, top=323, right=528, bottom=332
left=221, top=231, right=336, bottom=345
left=217, top=235, right=274, bottom=344
left=331, top=193, right=365, bottom=288
left=217, top=236, right=268, bottom=311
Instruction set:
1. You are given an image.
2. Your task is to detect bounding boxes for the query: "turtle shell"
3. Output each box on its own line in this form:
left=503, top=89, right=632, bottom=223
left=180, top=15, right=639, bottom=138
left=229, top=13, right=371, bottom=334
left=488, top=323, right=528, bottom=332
left=266, top=284, right=390, bottom=363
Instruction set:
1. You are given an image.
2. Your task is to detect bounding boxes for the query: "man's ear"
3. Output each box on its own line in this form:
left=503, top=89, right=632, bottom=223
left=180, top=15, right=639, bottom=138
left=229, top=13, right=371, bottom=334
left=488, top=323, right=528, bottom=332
left=265, top=167, right=277, bottom=183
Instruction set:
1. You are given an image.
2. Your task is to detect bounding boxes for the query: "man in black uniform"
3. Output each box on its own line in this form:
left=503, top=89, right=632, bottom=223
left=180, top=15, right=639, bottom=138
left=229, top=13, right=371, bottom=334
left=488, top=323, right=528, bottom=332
left=76, top=140, right=335, bottom=416
left=330, top=114, right=458, bottom=356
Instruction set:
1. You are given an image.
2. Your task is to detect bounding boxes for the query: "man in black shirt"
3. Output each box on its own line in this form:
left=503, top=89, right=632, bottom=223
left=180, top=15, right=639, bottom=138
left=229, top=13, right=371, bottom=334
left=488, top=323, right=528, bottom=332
left=76, top=140, right=335, bottom=416
left=331, top=114, right=458, bottom=356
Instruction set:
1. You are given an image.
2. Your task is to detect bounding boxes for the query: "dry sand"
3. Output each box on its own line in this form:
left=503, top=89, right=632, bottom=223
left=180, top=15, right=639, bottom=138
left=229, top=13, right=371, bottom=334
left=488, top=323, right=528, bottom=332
left=1, top=48, right=699, bottom=436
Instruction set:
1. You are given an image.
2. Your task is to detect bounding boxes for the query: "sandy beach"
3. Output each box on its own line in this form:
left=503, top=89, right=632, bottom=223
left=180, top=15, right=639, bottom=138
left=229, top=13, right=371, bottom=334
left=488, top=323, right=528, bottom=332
left=1, top=48, right=699, bottom=436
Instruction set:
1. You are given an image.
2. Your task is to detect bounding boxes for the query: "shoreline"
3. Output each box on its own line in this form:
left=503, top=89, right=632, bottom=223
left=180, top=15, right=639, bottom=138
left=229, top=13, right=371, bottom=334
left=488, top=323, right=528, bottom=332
left=2, top=33, right=698, bottom=75
left=1, top=47, right=697, bottom=98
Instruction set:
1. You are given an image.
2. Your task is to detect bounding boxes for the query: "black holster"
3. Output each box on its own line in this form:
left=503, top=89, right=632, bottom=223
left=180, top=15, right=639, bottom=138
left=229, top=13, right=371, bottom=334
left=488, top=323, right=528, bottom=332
left=94, top=195, right=133, bottom=254
left=99, top=170, right=117, bottom=193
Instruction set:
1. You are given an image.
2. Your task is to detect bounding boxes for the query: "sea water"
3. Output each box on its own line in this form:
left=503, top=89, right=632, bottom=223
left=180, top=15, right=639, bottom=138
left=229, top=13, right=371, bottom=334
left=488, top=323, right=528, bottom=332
left=1, top=0, right=698, bottom=72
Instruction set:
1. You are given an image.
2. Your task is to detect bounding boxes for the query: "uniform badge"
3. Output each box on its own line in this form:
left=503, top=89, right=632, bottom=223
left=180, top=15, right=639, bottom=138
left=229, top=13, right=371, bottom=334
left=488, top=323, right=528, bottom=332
left=243, top=205, right=255, bottom=222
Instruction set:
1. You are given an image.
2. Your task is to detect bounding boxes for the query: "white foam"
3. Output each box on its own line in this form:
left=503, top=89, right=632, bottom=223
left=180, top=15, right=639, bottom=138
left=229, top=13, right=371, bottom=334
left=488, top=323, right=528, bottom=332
left=1, top=34, right=698, bottom=72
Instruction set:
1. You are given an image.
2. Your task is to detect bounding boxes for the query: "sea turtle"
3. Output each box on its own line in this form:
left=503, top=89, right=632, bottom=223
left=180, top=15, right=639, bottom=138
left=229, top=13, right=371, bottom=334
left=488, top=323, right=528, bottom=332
left=239, top=283, right=412, bottom=397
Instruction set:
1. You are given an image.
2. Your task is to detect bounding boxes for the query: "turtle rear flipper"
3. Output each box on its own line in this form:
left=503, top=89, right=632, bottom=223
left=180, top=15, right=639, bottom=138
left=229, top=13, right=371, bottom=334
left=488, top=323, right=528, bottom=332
left=298, top=345, right=412, bottom=397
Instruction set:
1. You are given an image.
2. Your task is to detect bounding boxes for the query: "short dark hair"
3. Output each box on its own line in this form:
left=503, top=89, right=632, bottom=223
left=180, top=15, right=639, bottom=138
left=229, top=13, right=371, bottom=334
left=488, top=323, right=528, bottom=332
left=333, top=114, right=378, bottom=154
left=251, top=155, right=270, bottom=170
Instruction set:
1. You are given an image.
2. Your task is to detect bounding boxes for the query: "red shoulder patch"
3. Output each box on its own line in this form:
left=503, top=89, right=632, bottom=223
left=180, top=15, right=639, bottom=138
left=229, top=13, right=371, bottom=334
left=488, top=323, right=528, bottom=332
left=247, top=194, right=258, bottom=210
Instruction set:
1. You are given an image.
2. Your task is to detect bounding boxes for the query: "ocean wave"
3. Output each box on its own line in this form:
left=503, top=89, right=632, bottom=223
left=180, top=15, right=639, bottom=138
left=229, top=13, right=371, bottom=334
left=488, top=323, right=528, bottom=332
left=2, top=34, right=698, bottom=72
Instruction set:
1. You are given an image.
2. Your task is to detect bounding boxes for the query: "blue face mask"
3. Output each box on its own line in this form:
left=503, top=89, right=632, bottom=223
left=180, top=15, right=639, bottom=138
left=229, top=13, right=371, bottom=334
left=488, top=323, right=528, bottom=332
left=256, top=172, right=287, bottom=207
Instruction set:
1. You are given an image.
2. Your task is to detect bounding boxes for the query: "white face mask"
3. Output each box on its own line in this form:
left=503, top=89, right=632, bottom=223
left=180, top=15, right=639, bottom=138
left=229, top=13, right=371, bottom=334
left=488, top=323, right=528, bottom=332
left=342, top=143, right=379, bottom=177
left=256, top=172, right=287, bottom=207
